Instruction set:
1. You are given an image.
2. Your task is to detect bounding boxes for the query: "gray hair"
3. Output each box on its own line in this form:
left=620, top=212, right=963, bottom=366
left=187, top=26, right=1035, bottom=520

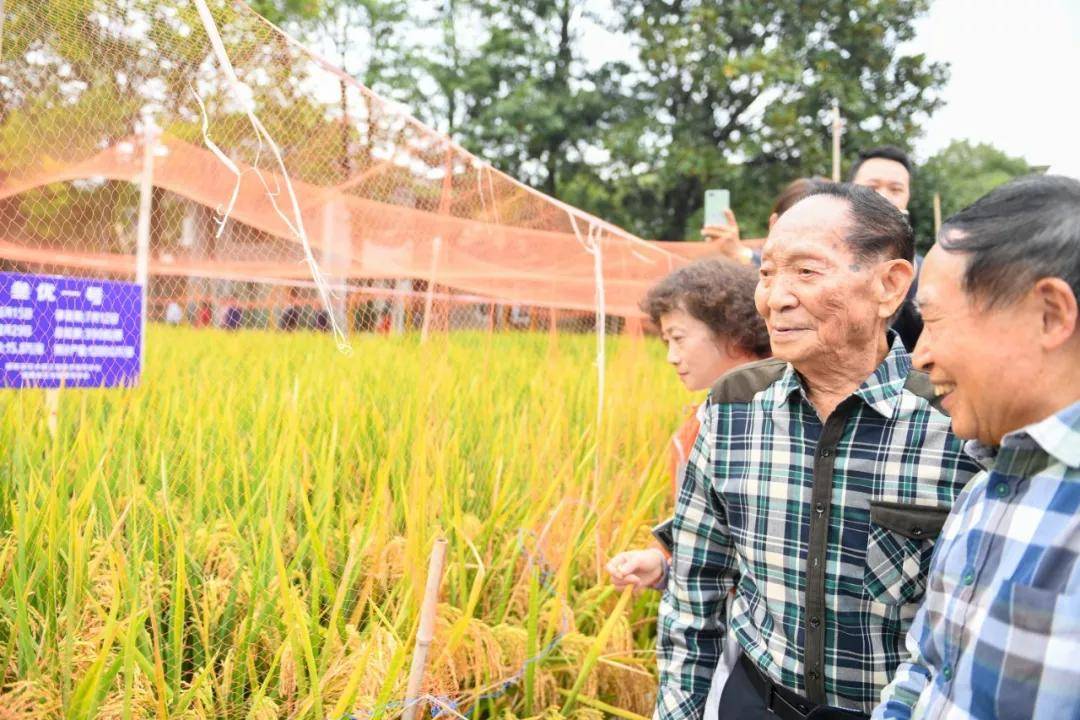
left=939, top=174, right=1080, bottom=309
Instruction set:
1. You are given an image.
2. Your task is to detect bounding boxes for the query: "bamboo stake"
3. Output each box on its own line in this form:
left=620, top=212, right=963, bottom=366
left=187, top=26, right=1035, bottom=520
left=933, top=192, right=942, bottom=237
left=403, top=538, right=448, bottom=720
left=831, top=99, right=842, bottom=182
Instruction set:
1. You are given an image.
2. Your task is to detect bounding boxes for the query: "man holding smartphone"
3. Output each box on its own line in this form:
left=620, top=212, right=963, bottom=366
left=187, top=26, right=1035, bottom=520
left=701, top=189, right=756, bottom=265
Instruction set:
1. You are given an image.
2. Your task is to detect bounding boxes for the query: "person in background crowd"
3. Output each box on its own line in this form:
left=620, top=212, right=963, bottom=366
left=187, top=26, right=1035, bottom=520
left=165, top=301, right=183, bottom=325
left=849, top=146, right=912, bottom=214
left=872, top=175, right=1080, bottom=720
left=850, top=146, right=922, bottom=351
left=656, top=183, right=979, bottom=720
left=279, top=286, right=303, bottom=331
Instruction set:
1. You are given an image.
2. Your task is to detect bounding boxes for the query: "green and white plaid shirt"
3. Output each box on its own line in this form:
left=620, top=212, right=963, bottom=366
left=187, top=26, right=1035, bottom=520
left=655, top=336, right=979, bottom=718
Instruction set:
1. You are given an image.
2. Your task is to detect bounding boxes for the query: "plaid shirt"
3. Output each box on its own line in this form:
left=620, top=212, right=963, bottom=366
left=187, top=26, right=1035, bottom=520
left=656, top=336, right=979, bottom=720
left=873, top=400, right=1080, bottom=720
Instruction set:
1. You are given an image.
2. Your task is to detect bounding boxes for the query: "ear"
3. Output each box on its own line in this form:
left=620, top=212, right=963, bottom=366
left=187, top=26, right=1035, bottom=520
left=1033, top=277, right=1078, bottom=351
left=873, top=259, right=916, bottom=319
left=767, top=212, right=779, bottom=229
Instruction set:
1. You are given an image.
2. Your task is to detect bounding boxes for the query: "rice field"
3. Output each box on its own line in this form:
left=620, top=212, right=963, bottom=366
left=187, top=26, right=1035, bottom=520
left=0, top=325, right=689, bottom=719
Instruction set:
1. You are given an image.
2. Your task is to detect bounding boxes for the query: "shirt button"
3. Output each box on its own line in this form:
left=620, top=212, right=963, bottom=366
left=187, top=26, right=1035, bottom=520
left=994, top=482, right=1010, bottom=498
left=809, top=616, right=821, bottom=628
left=815, top=502, right=825, bottom=513
left=808, top=670, right=820, bottom=681
left=820, top=448, right=833, bottom=457
left=962, top=567, right=975, bottom=585
left=942, top=664, right=953, bottom=681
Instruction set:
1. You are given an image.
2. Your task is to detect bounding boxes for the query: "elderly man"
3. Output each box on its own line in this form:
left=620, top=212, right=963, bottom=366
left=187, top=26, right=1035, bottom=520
left=872, top=175, right=1080, bottom=719
left=656, top=183, right=979, bottom=720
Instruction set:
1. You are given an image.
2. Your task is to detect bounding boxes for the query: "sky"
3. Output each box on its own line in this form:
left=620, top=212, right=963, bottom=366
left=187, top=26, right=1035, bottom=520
left=902, top=0, right=1080, bottom=175
left=577, top=0, right=1080, bottom=176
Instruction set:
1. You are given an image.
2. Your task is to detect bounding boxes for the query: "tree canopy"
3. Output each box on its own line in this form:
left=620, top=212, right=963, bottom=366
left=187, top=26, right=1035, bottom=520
left=908, top=139, right=1032, bottom=250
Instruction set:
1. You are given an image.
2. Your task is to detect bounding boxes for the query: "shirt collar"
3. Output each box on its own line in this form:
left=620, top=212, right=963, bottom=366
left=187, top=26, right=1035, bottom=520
left=776, top=332, right=911, bottom=419
left=966, top=399, right=1080, bottom=474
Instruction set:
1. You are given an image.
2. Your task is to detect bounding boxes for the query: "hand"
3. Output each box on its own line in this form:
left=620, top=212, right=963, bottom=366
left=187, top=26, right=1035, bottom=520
left=702, top=209, right=749, bottom=262
left=606, top=548, right=667, bottom=590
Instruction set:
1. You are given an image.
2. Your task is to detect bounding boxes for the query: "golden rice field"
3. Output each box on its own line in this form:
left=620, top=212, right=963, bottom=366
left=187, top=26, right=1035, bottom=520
left=0, top=325, right=690, bottom=720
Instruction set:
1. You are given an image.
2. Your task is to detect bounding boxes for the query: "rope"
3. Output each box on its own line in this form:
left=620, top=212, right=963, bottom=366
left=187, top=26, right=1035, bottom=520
left=191, top=0, right=351, bottom=353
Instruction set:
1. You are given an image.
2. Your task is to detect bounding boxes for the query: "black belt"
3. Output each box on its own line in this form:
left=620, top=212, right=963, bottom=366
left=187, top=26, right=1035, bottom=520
left=738, top=654, right=869, bottom=720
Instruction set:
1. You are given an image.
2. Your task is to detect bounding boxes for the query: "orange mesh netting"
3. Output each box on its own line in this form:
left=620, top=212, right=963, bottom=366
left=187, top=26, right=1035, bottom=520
left=0, top=0, right=728, bottom=330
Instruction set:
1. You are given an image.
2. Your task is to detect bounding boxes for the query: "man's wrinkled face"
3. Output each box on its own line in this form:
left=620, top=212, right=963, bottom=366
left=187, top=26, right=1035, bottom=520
left=912, top=242, right=1040, bottom=446
left=852, top=157, right=911, bottom=212
left=755, top=196, right=882, bottom=369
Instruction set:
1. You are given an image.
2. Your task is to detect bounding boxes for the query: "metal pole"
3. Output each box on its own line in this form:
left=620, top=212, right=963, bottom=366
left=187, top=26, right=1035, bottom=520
left=135, top=119, right=158, bottom=366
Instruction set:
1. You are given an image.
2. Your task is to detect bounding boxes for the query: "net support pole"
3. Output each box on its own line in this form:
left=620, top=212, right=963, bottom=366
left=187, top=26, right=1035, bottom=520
left=135, top=119, right=158, bottom=365
left=420, top=236, right=441, bottom=343
left=589, top=225, right=606, bottom=504
left=831, top=99, right=842, bottom=182
left=403, top=537, right=448, bottom=720
left=321, top=199, right=352, bottom=330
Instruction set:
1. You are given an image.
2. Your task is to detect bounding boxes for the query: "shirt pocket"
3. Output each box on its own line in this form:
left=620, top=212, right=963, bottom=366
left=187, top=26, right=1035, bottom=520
left=863, top=501, right=951, bottom=606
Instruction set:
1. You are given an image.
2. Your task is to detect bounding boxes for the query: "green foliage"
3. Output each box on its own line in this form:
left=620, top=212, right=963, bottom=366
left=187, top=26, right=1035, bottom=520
left=909, top=139, right=1032, bottom=251
left=596, top=0, right=948, bottom=240
left=258, top=0, right=951, bottom=241
left=246, top=0, right=324, bottom=24
left=382, top=0, right=948, bottom=241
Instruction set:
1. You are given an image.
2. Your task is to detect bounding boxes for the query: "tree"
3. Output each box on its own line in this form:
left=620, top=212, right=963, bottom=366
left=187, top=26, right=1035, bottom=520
left=596, top=0, right=949, bottom=240
left=909, top=140, right=1031, bottom=251
left=406, top=0, right=615, bottom=198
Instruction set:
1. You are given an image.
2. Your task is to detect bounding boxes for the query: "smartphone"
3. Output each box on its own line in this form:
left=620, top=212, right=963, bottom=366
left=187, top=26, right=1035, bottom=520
left=704, top=189, right=730, bottom=227
left=651, top=518, right=675, bottom=553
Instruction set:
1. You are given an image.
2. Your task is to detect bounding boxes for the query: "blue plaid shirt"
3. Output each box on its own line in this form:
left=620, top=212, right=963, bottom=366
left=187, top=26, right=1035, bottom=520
left=656, top=336, right=979, bottom=719
left=873, top=400, right=1080, bottom=719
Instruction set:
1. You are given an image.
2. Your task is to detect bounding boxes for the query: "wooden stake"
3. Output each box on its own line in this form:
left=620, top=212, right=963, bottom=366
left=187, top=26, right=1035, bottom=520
left=831, top=99, right=842, bottom=182
left=403, top=538, right=448, bottom=720
left=933, top=192, right=942, bottom=237
left=44, top=388, right=59, bottom=438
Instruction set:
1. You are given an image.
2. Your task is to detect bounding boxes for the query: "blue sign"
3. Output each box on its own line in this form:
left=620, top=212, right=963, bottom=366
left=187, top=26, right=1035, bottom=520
left=0, top=272, right=142, bottom=388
